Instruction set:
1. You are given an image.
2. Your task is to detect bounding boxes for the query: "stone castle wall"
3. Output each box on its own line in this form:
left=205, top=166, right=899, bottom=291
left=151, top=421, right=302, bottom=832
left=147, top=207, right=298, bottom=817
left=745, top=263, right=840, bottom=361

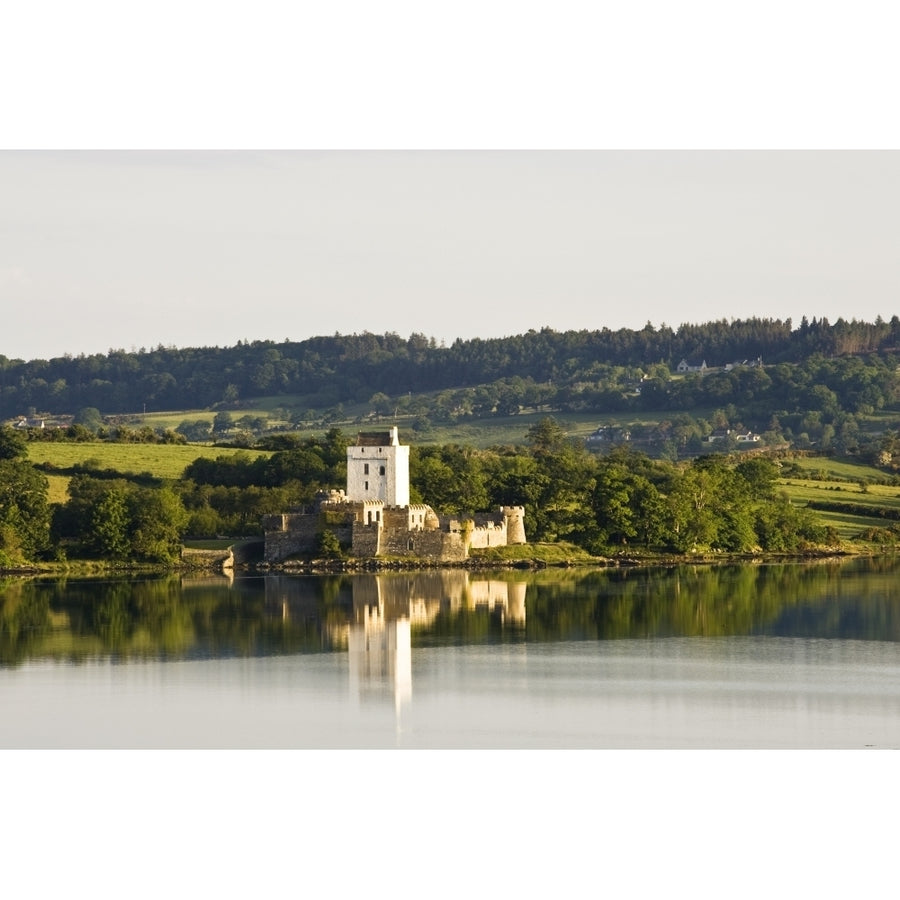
left=351, top=522, right=381, bottom=557
left=261, top=511, right=353, bottom=562
left=261, top=431, right=525, bottom=564
left=263, top=502, right=476, bottom=564
left=466, top=514, right=509, bottom=549
left=262, top=502, right=526, bottom=563
left=378, top=525, right=467, bottom=562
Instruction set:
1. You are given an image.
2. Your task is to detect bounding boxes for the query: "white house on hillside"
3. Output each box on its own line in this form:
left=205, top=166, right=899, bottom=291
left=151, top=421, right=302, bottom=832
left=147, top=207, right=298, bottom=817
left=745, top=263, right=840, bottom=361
left=676, top=359, right=708, bottom=373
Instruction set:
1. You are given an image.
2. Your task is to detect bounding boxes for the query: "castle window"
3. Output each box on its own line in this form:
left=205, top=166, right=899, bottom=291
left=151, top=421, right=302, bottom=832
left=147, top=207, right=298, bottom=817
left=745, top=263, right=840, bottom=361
left=365, top=481, right=369, bottom=491
left=364, top=463, right=369, bottom=474
left=379, top=465, right=385, bottom=475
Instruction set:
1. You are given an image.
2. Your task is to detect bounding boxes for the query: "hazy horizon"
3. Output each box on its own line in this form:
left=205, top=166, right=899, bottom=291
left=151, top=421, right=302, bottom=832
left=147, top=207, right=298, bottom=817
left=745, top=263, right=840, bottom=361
left=3, top=150, right=899, bottom=362
left=0, top=311, right=890, bottom=364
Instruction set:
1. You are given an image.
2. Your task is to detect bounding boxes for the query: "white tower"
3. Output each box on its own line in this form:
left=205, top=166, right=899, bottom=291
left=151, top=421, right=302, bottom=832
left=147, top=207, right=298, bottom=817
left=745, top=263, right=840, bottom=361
left=346, top=426, right=410, bottom=506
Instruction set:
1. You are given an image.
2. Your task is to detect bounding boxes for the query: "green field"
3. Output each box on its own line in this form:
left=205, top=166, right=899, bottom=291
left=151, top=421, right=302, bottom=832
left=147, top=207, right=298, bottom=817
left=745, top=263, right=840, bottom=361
left=785, top=457, right=889, bottom=482
left=780, top=480, right=900, bottom=507
left=779, top=457, right=900, bottom=542
left=139, top=410, right=218, bottom=431
left=44, top=474, right=71, bottom=506
left=409, top=411, right=693, bottom=448
left=131, top=385, right=698, bottom=449
left=242, top=409, right=683, bottom=449
left=27, top=442, right=270, bottom=481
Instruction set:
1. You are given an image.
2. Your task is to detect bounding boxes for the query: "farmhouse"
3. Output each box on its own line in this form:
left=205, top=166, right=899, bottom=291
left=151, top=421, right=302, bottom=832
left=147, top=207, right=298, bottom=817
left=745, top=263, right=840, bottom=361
left=704, top=428, right=761, bottom=444
left=586, top=425, right=632, bottom=445
left=262, top=426, right=526, bottom=564
left=675, top=358, right=708, bottom=373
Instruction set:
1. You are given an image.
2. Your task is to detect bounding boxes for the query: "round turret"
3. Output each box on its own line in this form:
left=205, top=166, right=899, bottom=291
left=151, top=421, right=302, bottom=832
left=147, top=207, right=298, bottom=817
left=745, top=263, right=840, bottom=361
left=500, top=506, right=526, bottom=544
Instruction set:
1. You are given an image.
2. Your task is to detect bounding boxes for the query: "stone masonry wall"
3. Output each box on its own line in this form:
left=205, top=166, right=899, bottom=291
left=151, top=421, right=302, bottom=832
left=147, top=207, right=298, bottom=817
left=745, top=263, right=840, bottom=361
left=466, top=519, right=509, bottom=549
left=376, top=526, right=467, bottom=562
left=181, top=548, right=234, bottom=570
left=263, top=511, right=353, bottom=562
left=351, top=522, right=381, bottom=558
left=264, top=500, right=523, bottom=564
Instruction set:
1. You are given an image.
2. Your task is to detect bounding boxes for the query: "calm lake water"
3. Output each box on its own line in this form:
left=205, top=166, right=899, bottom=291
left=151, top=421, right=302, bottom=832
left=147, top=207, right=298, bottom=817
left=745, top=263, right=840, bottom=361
left=3, top=559, right=900, bottom=748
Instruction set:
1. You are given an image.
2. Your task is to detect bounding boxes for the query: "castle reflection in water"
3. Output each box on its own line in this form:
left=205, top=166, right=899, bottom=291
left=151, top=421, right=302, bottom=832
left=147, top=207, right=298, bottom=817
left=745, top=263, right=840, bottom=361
left=264, top=572, right=526, bottom=709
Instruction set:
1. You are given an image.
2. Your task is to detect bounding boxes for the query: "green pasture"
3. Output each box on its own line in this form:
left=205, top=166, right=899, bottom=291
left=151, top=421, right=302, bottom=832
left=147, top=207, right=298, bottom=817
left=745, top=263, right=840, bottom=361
left=808, top=508, right=892, bottom=541
left=27, top=442, right=270, bottom=481
left=780, top=458, right=900, bottom=542
left=44, top=474, right=71, bottom=506
left=260, top=409, right=679, bottom=449
left=785, top=456, right=889, bottom=482
left=470, top=542, right=599, bottom=564
left=781, top=479, right=900, bottom=507
left=413, top=412, right=679, bottom=448
left=139, top=410, right=217, bottom=431
left=128, top=387, right=705, bottom=450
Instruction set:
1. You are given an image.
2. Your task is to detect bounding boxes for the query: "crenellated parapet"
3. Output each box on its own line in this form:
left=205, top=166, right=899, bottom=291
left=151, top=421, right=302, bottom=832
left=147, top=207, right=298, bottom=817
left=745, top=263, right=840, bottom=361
left=262, top=429, right=526, bottom=563
left=500, top=506, right=526, bottom=544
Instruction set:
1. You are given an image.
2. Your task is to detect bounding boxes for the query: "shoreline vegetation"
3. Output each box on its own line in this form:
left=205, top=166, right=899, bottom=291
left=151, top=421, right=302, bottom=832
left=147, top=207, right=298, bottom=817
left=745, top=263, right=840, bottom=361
left=0, top=541, right=878, bottom=581
left=3, top=420, right=899, bottom=580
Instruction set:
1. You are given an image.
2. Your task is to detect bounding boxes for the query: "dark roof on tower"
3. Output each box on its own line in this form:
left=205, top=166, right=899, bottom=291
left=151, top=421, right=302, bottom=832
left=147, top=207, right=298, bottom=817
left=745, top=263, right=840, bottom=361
left=355, top=431, right=394, bottom=447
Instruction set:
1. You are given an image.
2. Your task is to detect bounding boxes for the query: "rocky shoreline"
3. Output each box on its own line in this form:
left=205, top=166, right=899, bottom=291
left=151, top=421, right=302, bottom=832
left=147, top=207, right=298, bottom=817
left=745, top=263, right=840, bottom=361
left=252, top=547, right=860, bottom=575
left=0, top=545, right=872, bottom=580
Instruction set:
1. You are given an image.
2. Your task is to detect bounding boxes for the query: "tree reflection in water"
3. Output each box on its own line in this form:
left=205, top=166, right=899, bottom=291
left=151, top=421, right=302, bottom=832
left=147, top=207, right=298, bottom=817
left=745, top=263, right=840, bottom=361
left=3, top=558, right=900, bottom=670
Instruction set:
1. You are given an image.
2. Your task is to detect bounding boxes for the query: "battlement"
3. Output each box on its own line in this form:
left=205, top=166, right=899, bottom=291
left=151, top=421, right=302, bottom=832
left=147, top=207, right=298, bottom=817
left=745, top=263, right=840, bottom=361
left=500, top=506, right=527, bottom=544
left=263, top=429, right=525, bottom=563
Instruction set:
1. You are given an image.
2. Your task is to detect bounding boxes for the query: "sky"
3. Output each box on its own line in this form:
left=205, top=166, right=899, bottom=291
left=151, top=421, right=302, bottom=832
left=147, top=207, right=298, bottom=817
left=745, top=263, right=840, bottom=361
left=3, top=149, right=900, bottom=362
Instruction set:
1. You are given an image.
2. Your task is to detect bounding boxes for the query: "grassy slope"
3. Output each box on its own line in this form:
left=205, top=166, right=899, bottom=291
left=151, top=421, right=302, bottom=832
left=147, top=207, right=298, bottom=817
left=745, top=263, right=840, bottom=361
left=470, top=542, right=597, bottom=564
left=27, top=442, right=270, bottom=480
left=139, top=410, right=218, bottom=430
left=257, top=410, right=685, bottom=449
left=787, top=457, right=888, bottom=480
left=139, top=386, right=698, bottom=448
left=67, top=382, right=900, bottom=453
left=779, top=456, right=900, bottom=542
left=28, top=442, right=271, bottom=505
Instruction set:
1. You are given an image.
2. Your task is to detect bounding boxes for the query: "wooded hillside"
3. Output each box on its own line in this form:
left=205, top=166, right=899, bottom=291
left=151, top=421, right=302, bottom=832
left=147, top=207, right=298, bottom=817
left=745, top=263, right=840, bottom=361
left=3, top=316, right=899, bottom=420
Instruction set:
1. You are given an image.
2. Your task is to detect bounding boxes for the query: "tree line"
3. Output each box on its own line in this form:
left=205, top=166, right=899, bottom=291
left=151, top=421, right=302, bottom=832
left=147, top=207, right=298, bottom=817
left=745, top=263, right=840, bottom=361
left=15, top=349, right=900, bottom=466
left=7, top=559, right=900, bottom=666
left=4, top=316, right=900, bottom=422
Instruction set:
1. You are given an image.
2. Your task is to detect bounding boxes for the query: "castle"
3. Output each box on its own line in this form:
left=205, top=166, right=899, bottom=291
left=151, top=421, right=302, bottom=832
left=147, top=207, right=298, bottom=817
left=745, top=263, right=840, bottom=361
left=262, top=426, right=525, bottom=563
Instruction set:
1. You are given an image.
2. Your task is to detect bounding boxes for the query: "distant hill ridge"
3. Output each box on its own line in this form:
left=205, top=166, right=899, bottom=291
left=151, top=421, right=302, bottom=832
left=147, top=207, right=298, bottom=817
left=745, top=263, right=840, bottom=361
left=2, top=316, right=899, bottom=421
